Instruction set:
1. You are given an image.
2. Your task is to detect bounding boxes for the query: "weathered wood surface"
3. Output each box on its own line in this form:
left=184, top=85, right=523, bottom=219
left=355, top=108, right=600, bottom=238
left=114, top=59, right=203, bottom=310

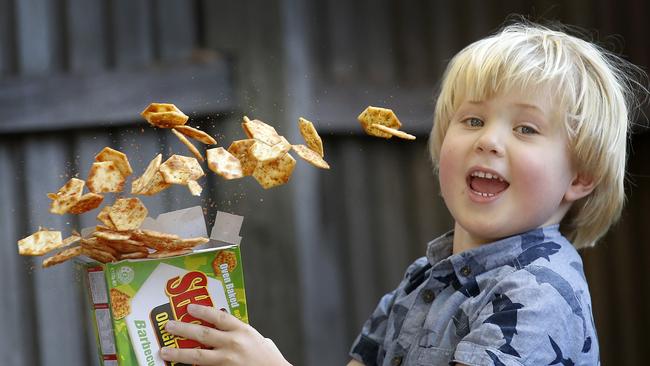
left=1, top=1, right=649, bottom=366
left=0, top=62, right=233, bottom=134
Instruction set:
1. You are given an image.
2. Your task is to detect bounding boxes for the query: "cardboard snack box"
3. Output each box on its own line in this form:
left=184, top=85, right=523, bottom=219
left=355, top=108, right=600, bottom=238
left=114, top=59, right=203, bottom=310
left=80, top=208, right=247, bottom=366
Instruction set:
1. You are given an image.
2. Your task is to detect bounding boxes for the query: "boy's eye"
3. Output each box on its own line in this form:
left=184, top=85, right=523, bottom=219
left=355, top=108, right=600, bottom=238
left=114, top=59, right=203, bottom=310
left=514, top=125, right=538, bottom=135
left=464, top=117, right=483, bottom=128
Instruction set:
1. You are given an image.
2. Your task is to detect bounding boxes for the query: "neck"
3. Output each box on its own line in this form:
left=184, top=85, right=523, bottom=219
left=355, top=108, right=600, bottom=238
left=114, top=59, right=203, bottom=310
left=452, top=222, right=487, bottom=254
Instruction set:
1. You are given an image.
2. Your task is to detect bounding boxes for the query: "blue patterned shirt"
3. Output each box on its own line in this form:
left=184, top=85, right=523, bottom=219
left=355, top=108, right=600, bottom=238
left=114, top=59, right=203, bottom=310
left=349, top=225, right=599, bottom=365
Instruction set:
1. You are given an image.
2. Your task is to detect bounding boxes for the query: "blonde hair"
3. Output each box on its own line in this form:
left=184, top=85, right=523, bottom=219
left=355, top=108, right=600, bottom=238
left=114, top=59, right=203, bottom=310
left=429, top=21, right=646, bottom=249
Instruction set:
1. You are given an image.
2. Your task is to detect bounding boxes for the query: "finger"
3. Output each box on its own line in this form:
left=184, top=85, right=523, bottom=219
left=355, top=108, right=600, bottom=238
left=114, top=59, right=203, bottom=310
left=159, top=346, right=223, bottom=366
left=187, top=304, right=243, bottom=331
left=165, top=320, right=228, bottom=347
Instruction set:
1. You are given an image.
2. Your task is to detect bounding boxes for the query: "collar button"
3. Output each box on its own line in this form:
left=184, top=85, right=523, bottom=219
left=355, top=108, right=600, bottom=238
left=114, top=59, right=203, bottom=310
left=421, top=289, right=435, bottom=303
left=460, top=265, right=471, bottom=276
left=391, top=356, right=403, bottom=366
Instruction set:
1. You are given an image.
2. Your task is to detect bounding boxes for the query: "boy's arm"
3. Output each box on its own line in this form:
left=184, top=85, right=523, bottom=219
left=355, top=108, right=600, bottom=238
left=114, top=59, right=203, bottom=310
left=347, top=359, right=365, bottom=366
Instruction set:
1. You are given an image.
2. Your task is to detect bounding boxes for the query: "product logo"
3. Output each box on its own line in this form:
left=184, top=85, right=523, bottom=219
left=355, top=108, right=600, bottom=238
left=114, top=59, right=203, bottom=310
left=150, top=271, right=215, bottom=364
left=116, top=266, right=135, bottom=285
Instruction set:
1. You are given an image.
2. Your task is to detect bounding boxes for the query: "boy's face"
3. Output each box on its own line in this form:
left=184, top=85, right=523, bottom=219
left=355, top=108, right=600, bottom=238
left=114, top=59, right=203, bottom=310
left=438, top=87, right=580, bottom=247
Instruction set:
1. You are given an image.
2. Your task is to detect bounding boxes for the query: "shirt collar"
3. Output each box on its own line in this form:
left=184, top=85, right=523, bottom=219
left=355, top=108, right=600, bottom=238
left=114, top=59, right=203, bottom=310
left=426, top=225, right=565, bottom=284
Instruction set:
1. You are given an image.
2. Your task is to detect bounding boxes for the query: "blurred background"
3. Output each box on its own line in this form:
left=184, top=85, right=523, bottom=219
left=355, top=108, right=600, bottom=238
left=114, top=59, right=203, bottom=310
left=0, top=0, right=648, bottom=365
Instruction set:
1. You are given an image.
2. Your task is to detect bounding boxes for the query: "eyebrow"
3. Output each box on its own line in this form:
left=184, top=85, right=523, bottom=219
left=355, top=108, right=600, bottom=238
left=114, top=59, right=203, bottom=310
left=514, top=103, right=544, bottom=113
left=466, top=100, right=545, bottom=114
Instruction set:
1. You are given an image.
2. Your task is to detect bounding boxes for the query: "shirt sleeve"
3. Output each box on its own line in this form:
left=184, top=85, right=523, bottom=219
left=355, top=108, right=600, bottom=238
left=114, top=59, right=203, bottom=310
left=452, top=268, right=588, bottom=366
left=349, top=257, right=429, bottom=366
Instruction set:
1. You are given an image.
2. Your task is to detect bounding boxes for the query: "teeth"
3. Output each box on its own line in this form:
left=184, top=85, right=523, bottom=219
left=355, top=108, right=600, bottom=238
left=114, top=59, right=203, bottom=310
left=471, top=170, right=506, bottom=182
left=473, top=190, right=496, bottom=197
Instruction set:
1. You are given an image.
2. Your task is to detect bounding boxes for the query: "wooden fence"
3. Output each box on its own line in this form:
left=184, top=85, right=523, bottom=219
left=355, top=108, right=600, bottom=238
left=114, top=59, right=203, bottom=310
left=1, top=0, right=648, bottom=365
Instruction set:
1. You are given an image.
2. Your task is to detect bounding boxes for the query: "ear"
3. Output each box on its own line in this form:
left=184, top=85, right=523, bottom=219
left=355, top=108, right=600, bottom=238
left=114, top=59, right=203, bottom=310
left=564, top=172, right=596, bottom=203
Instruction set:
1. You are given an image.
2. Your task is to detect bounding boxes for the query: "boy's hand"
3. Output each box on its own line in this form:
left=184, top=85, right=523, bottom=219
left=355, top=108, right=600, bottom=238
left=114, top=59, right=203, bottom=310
left=159, top=304, right=291, bottom=366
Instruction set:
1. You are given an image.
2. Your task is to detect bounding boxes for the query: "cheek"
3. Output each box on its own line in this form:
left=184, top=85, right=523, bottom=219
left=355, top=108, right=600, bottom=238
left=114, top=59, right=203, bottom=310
left=512, top=151, right=571, bottom=202
left=438, top=140, right=462, bottom=194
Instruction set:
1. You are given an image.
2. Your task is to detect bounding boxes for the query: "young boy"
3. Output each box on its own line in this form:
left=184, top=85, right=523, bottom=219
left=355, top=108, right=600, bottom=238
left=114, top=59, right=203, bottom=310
left=158, top=22, right=643, bottom=365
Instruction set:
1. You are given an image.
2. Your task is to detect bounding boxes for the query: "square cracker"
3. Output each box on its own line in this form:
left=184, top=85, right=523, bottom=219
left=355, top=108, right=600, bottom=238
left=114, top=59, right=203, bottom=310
left=159, top=155, right=205, bottom=185
left=87, top=161, right=126, bottom=193
left=49, top=178, right=85, bottom=215
left=110, top=288, right=132, bottom=320
left=252, top=153, right=296, bottom=189
left=207, top=147, right=244, bottom=180
left=249, top=136, right=291, bottom=163
left=18, top=230, right=63, bottom=256
left=141, top=103, right=188, bottom=128
left=227, top=139, right=257, bottom=176
left=108, top=197, right=148, bottom=231
left=95, top=147, right=133, bottom=177
left=357, top=106, right=402, bottom=139
left=242, top=118, right=283, bottom=146
left=68, top=193, right=104, bottom=214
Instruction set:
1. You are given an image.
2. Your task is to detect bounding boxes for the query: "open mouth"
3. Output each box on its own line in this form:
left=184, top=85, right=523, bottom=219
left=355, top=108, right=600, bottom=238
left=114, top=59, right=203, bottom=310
left=466, top=170, right=510, bottom=198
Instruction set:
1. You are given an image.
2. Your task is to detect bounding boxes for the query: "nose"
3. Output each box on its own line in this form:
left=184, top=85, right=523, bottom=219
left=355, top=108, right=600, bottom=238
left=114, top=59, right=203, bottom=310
left=474, top=124, right=505, bottom=157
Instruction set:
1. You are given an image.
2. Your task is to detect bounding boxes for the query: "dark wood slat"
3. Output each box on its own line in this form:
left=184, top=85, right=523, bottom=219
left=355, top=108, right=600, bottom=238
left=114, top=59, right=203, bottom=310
left=370, top=142, right=413, bottom=286
left=15, top=0, right=56, bottom=74
left=66, top=0, right=107, bottom=72
left=111, top=0, right=154, bottom=68
left=428, top=0, right=458, bottom=79
left=357, top=0, right=395, bottom=84
left=293, top=155, right=347, bottom=366
left=0, top=0, right=16, bottom=75
left=310, top=82, right=436, bottom=134
left=463, top=0, right=492, bottom=42
left=0, top=141, right=37, bottom=365
left=324, top=0, right=361, bottom=82
left=338, top=139, right=381, bottom=335
left=408, top=142, right=452, bottom=252
left=0, top=61, right=233, bottom=134
left=396, top=0, right=432, bottom=84
left=229, top=1, right=304, bottom=364
left=202, top=0, right=244, bottom=53
left=24, top=136, right=87, bottom=366
left=156, top=0, right=196, bottom=62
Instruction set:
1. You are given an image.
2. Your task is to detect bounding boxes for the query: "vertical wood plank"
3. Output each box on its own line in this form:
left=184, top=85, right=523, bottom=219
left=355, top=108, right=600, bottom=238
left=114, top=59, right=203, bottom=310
left=111, top=0, right=154, bottom=68
left=338, top=138, right=381, bottom=338
left=15, top=0, right=57, bottom=74
left=396, top=0, right=431, bottom=84
left=0, top=140, right=37, bottom=365
left=357, top=0, right=395, bottom=84
left=69, top=130, right=113, bottom=366
left=24, top=135, right=86, bottom=366
left=369, top=141, right=412, bottom=288
left=202, top=0, right=244, bottom=53
left=155, top=0, right=196, bottom=62
left=66, top=0, right=107, bottom=73
left=323, top=0, right=361, bottom=82
left=428, top=0, right=458, bottom=80
left=0, top=0, right=16, bottom=75
left=407, top=142, right=452, bottom=254
left=233, top=1, right=304, bottom=364
left=281, top=0, right=346, bottom=364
